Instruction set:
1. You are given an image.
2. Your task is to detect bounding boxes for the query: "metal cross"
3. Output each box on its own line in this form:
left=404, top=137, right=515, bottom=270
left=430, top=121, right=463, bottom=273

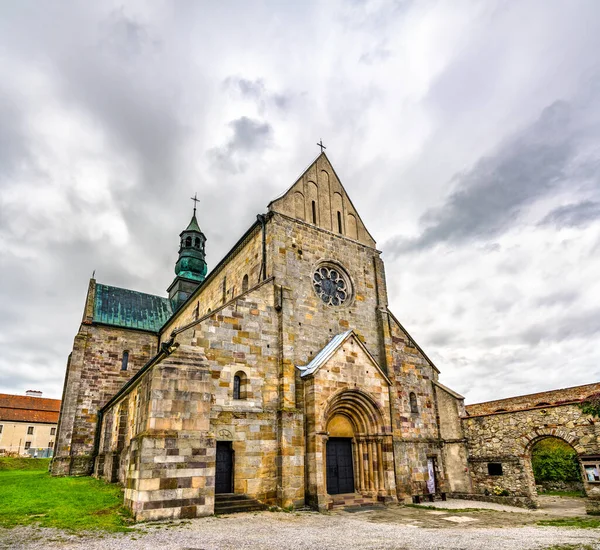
left=190, top=193, right=200, bottom=215
left=317, top=139, right=326, bottom=153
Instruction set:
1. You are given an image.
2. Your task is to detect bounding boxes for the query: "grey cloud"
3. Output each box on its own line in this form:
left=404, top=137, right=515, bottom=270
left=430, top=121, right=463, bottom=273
left=385, top=99, right=591, bottom=255
left=209, top=117, right=273, bottom=173
left=534, top=290, right=579, bottom=308
left=359, top=43, right=392, bottom=65
left=224, top=77, right=292, bottom=112
left=539, top=201, right=600, bottom=229
left=520, top=309, right=600, bottom=346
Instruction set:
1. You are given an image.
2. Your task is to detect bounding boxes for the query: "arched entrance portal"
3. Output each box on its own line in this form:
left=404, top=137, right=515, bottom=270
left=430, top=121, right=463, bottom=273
left=322, top=390, right=393, bottom=502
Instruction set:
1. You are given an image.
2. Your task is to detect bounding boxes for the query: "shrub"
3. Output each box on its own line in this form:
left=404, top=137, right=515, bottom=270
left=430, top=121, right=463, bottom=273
left=531, top=438, right=580, bottom=482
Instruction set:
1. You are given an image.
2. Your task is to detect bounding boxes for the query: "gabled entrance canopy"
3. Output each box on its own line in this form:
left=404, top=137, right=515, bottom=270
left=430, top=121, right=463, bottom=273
left=296, top=329, right=391, bottom=385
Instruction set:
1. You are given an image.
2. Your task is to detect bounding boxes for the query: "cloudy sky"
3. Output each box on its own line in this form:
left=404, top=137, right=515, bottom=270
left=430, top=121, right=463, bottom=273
left=1, top=1, right=599, bottom=404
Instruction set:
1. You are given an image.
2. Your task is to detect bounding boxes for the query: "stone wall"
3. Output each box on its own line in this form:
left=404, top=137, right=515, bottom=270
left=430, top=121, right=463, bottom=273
left=434, top=382, right=471, bottom=494
left=52, top=279, right=158, bottom=476
left=176, top=279, right=300, bottom=506
left=466, top=382, right=600, bottom=415
left=269, top=212, right=385, bottom=371
left=462, top=402, right=600, bottom=502
left=96, top=345, right=215, bottom=521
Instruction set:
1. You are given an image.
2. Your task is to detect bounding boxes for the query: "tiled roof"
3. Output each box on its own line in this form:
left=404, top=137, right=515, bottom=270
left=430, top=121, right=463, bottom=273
left=0, top=394, right=61, bottom=424
left=93, top=284, right=173, bottom=332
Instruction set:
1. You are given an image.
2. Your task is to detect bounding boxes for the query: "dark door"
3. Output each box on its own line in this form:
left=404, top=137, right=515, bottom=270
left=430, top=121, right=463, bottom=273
left=326, top=438, right=354, bottom=494
left=215, top=442, right=233, bottom=494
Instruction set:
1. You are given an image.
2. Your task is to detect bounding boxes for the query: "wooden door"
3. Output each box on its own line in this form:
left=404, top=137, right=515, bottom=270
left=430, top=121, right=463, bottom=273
left=215, top=442, right=234, bottom=494
left=326, top=438, right=355, bottom=495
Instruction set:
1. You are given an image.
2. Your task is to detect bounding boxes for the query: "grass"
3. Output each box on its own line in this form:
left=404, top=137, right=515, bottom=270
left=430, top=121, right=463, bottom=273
left=538, top=517, right=600, bottom=529
left=0, top=457, right=51, bottom=471
left=0, top=458, right=132, bottom=532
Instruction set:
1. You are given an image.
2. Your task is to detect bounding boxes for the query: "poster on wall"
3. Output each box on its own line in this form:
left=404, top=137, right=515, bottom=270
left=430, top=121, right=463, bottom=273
left=426, top=458, right=436, bottom=494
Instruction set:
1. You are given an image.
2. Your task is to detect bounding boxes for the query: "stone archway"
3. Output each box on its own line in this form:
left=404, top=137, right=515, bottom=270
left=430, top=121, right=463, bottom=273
left=320, top=389, right=395, bottom=503
left=521, top=430, right=586, bottom=504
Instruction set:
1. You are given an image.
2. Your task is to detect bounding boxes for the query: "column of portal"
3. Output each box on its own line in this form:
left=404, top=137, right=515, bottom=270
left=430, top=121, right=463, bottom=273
left=377, top=438, right=385, bottom=493
left=371, top=439, right=379, bottom=492
left=367, top=438, right=375, bottom=492
left=358, top=439, right=365, bottom=492
left=352, top=439, right=361, bottom=492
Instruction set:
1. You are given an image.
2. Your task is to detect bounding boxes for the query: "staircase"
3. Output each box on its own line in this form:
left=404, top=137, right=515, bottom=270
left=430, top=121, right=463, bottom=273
left=330, top=493, right=384, bottom=510
left=214, top=493, right=268, bottom=515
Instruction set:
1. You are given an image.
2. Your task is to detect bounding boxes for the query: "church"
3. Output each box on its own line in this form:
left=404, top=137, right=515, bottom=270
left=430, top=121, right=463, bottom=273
left=51, top=152, right=600, bottom=520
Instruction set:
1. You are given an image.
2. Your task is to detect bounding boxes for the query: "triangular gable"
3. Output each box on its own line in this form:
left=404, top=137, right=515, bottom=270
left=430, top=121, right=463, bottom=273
left=296, top=330, right=391, bottom=385
left=268, top=153, right=377, bottom=248
left=387, top=309, right=440, bottom=374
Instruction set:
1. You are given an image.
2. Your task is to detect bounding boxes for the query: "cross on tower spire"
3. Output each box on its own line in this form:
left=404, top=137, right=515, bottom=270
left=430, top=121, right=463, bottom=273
left=317, top=139, right=326, bottom=153
left=190, top=193, right=200, bottom=216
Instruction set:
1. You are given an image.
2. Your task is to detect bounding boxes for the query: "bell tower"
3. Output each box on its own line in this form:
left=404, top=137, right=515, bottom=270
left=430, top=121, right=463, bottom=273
left=167, top=195, right=207, bottom=309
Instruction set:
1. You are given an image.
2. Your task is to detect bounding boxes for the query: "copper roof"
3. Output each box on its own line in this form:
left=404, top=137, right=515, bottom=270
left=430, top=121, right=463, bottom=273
left=0, top=394, right=61, bottom=424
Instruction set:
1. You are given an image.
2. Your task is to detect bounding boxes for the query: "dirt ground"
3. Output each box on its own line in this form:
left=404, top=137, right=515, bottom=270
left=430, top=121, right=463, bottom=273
left=333, top=495, right=589, bottom=529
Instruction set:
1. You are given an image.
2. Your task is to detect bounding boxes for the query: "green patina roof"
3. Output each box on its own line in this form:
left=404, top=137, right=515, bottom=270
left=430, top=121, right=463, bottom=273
left=184, top=214, right=202, bottom=233
left=93, top=284, right=173, bottom=332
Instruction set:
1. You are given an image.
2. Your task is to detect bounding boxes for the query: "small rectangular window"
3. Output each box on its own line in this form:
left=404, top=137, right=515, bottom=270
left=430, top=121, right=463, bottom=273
left=311, top=201, right=317, bottom=224
left=48, top=441, right=54, bottom=449
left=337, top=211, right=343, bottom=233
left=27, top=426, right=34, bottom=435
left=24, top=441, right=31, bottom=449
left=121, top=351, right=129, bottom=371
left=0, top=425, right=3, bottom=434
left=584, top=463, right=600, bottom=482
left=50, top=427, right=56, bottom=436
left=488, top=462, right=503, bottom=476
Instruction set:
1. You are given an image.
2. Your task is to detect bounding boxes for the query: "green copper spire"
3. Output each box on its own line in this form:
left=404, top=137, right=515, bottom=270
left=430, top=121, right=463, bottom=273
left=167, top=196, right=208, bottom=309
left=175, top=212, right=207, bottom=282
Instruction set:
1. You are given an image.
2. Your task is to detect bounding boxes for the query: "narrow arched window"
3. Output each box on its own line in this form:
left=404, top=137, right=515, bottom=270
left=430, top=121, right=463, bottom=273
left=311, top=201, right=317, bottom=224
left=121, top=351, right=129, bottom=371
left=185, top=236, right=192, bottom=247
left=337, top=211, right=342, bottom=233
left=233, top=371, right=248, bottom=400
left=194, top=237, right=200, bottom=248
left=233, top=375, right=241, bottom=400
left=409, top=392, right=418, bottom=414
left=242, top=274, right=249, bottom=292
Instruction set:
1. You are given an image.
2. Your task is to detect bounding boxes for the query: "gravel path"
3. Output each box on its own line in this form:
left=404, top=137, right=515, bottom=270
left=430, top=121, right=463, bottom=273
left=2, top=511, right=599, bottom=550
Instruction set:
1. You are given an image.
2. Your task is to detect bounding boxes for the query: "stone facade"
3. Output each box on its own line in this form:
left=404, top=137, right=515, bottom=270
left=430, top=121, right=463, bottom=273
left=52, top=151, right=599, bottom=520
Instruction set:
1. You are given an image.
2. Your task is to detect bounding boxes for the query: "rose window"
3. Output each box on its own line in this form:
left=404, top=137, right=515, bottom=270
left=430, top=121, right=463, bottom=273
left=313, top=265, right=350, bottom=306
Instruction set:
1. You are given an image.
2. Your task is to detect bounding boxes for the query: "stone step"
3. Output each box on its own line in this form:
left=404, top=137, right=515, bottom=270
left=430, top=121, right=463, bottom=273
left=214, top=493, right=268, bottom=515
left=330, top=493, right=384, bottom=510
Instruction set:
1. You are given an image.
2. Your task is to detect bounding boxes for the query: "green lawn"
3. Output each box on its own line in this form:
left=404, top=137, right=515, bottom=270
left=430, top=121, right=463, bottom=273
left=0, top=458, right=132, bottom=532
left=538, top=517, right=600, bottom=529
